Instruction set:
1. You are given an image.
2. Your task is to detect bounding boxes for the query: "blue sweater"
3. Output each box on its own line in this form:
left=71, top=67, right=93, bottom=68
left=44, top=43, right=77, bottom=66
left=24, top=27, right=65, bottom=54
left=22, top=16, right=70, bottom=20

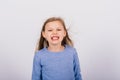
left=32, top=45, right=82, bottom=80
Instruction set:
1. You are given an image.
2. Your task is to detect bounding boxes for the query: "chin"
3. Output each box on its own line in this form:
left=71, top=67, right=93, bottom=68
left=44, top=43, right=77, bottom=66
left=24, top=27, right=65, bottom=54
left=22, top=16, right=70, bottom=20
left=50, top=42, right=61, bottom=46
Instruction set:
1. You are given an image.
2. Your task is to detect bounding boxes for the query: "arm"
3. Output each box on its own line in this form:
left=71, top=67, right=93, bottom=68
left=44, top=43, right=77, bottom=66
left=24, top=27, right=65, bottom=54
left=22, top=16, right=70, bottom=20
left=32, top=53, right=42, bottom=80
left=73, top=49, right=82, bottom=80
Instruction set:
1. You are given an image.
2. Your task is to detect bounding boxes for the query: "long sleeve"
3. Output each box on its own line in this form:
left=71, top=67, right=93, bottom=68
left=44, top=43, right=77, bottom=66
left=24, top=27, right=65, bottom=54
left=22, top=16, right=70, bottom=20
left=73, top=49, right=82, bottom=80
left=32, top=53, right=42, bottom=80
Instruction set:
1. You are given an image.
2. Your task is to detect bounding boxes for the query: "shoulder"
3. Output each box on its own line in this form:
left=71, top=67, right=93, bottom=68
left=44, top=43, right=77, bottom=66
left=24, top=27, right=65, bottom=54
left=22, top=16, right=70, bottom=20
left=65, top=45, right=77, bottom=54
left=34, top=48, right=46, bottom=58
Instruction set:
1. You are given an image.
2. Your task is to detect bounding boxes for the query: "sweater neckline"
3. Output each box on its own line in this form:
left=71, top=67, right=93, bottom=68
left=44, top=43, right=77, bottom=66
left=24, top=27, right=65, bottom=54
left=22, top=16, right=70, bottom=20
left=44, top=45, right=68, bottom=54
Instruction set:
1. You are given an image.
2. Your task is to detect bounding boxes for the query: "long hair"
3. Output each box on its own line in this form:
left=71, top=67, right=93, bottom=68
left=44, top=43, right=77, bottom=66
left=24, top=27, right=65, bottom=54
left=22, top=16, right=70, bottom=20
left=36, top=17, right=73, bottom=51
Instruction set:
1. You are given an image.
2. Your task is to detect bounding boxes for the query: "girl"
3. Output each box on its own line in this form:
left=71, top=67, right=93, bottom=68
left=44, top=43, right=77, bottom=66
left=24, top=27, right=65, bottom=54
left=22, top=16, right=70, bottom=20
left=32, top=17, right=82, bottom=80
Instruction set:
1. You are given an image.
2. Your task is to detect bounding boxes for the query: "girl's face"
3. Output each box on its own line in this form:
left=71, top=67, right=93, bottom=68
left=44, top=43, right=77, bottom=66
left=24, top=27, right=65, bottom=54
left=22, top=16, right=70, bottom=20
left=42, top=21, right=66, bottom=46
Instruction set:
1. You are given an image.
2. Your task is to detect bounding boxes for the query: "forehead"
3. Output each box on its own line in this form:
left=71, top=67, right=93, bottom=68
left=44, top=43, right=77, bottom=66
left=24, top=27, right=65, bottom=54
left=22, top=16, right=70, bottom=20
left=45, top=21, right=64, bottom=29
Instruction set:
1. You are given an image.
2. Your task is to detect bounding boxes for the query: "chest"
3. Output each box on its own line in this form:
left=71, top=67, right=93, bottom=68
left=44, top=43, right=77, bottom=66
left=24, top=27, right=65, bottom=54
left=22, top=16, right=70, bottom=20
left=40, top=53, right=74, bottom=71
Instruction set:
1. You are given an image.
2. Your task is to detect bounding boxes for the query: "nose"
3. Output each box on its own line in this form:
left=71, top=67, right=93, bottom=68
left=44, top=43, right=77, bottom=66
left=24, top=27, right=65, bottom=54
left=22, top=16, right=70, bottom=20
left=53, top=30, right=57, bottom=34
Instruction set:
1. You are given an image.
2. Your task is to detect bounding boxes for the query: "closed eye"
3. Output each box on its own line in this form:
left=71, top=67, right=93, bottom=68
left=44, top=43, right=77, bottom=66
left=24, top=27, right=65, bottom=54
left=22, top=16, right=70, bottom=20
left=48, top=30, right=52, bottom=31
left=57, top=29, right=62, bottom=31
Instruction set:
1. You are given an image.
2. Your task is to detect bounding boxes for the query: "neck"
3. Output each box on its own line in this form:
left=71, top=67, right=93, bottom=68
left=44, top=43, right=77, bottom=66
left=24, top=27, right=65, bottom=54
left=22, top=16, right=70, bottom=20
left=48, top=44, right=64, bottom=52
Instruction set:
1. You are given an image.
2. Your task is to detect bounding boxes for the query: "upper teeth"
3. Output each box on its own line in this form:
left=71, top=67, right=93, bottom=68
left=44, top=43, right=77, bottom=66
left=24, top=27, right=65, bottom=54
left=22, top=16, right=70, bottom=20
left=52, top=36, right=59, bottom=39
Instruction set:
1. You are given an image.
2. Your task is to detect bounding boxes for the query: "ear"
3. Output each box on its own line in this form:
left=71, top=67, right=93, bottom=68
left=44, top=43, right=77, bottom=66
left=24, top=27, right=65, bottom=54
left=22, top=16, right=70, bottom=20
left=42, top=31, right=46, bottom=38
left=63, top=31, right=66, bottom=37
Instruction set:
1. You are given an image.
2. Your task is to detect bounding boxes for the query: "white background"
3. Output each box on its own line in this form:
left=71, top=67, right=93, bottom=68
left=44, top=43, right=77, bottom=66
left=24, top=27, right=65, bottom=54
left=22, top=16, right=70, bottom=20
left=0, top=0, right=120, bottom=80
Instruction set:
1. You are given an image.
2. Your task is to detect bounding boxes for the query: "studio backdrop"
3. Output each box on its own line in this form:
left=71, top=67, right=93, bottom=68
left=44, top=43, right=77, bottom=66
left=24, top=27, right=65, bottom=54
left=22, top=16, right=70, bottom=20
left=0, top=0, right=120, bottom=80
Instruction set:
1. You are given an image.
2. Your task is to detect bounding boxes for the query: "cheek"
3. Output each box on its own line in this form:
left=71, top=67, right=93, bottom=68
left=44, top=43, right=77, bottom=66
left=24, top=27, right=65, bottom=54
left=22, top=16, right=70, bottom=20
left=61, top=31, right=66, bottom=37
left=45, top=33, right=51, bottom=38
left=59, top=34, right=65, bottom=38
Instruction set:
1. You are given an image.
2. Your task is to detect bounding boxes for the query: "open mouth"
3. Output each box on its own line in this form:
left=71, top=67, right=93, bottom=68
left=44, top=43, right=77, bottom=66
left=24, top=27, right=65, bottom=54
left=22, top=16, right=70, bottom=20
left=51, top=36, right=59, bottom=40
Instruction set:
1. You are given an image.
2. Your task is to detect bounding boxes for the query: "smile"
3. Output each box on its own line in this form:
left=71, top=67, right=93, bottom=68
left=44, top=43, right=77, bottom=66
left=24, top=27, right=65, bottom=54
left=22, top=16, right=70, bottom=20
left=51, top=36, right=59, bottom=40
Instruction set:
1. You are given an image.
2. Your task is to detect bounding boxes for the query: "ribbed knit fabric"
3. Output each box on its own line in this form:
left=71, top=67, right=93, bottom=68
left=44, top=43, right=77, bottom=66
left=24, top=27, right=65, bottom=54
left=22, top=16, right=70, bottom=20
left=32, top=45, right=82, bottom=80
